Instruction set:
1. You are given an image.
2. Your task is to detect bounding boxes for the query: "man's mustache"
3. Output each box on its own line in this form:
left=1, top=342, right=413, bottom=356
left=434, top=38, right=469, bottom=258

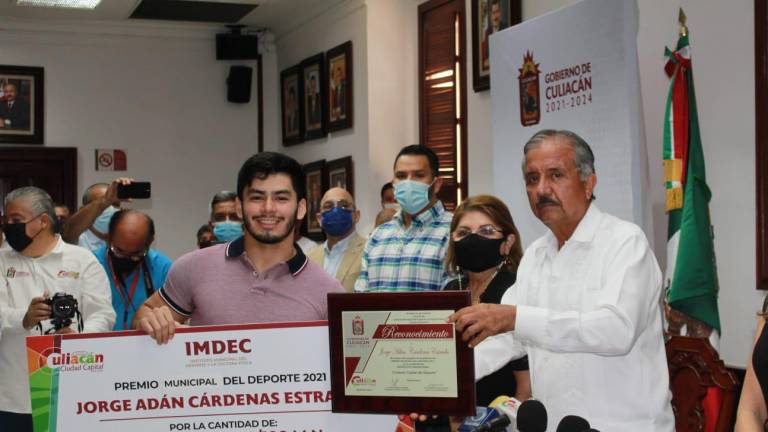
left=536, top=196, right=560, bottom=208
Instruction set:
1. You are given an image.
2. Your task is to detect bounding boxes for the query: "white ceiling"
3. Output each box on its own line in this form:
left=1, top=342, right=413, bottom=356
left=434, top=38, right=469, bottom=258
left=0, top=0, right=346, bottom=36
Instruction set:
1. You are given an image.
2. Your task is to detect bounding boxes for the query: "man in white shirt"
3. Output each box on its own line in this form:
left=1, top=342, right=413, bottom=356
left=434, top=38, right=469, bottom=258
left=307, top=187, right=365, bottom=292
left=450, top=129, right=674, bottom=431
left=0, top=186, right=115, bottom=431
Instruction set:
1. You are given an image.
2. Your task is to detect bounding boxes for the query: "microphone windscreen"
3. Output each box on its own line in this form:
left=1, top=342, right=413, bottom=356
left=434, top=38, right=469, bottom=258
left=488, top=395, right=511, bottom=408
left=555, top=415, right=590, bottom=432
left=516, top=399, right=547, bottom=432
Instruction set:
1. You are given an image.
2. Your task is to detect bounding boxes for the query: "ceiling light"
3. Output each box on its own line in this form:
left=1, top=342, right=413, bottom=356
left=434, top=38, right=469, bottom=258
left=16, top=0, right=102, bottom=10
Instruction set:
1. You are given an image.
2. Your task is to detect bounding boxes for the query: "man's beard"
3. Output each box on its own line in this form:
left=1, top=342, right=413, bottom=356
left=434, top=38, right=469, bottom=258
left=243, top=207, right=299, bottom=245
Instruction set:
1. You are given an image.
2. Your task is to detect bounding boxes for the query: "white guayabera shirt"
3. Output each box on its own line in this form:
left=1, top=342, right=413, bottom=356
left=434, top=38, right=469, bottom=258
left=0, top=236, right=115, bottom=413
left=475, top=205, right=674, bottom=432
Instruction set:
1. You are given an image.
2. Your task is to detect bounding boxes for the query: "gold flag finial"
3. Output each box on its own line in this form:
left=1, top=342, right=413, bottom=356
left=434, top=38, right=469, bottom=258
left=678, top=8, right=688, bottom=37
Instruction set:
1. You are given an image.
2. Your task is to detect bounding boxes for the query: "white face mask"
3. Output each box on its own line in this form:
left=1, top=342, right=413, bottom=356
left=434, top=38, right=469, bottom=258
left=384, top=203, right=400, bottom=210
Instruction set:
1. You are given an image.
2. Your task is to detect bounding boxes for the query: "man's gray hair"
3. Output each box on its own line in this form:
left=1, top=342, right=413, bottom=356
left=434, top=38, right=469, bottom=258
left=522, top=129, right=596, bottom=181
left=210, top=190, right=237, bottom=208
left=209, top=190, right=237, bottom=215
left=82, top=183, right=109, bottom=206
left=5, top=186, right=56, bottom=229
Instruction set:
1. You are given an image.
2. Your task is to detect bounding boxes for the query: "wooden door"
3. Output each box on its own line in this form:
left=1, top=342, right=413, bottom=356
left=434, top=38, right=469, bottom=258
left=0, top=147, right=77, bottom=213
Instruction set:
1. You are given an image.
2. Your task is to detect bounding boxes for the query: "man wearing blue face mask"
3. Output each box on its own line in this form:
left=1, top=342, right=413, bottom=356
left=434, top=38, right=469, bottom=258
left=208, top=190, right=243, bottom=243
left=62, top=178, right=133, bottom=253
left=307, top=187, right=365, bottom=292
left=355, top=145, right=452, bottom=292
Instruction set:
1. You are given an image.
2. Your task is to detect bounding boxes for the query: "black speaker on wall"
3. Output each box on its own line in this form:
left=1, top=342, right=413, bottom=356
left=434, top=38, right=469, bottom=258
left=227, top=66, right=252, bottom=103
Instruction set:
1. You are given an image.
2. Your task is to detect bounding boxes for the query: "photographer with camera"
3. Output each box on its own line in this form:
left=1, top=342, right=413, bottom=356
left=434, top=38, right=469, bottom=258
left=0, top=186, right=115, bottom=431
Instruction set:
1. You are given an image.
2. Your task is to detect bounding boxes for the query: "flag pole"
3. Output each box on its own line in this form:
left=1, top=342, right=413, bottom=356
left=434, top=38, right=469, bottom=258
left=678, top=8, right=688, bottom=37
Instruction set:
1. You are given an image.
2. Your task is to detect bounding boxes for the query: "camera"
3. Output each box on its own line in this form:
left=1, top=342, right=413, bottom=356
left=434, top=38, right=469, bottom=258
left=44, top=293, right=79, bottom=331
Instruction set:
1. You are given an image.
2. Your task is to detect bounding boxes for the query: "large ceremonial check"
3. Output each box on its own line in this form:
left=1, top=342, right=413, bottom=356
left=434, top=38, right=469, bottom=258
left=26, top=322, right=397, bottom=432
left=327, top=291, right=474, bottom=415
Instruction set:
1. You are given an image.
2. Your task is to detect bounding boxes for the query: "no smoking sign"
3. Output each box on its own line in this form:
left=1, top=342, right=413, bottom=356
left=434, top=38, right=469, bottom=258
left=95, top=149, right=127, bottom=171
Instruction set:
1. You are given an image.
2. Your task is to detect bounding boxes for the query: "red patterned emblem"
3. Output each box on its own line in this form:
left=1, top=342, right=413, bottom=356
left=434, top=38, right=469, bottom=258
left=518, top=51, right=542, bottom=126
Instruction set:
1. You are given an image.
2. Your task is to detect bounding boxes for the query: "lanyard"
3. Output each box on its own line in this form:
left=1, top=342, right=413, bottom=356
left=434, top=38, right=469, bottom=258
left=107, top=255, right=141, bottom=330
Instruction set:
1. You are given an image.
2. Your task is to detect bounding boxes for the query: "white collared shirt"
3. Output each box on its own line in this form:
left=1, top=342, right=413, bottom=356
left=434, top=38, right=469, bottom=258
left=321, top=232, right=354, bottom=278
left=475, top=205, right=674, bottom=431
left=0, top=236, right=115, bottom=413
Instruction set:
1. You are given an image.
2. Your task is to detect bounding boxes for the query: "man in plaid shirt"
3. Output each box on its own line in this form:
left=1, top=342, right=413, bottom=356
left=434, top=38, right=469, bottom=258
left=355, top=145, right=452, bottom=292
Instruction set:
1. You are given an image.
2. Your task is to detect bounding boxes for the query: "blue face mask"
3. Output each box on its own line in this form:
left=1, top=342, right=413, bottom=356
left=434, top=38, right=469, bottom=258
left=213, top=221, right=243, bottom=242
left=93, top=206, right=117, bottom=234
left=321, top=207, right=354, bottom=237
left=394, top=180, right=433, bottom=215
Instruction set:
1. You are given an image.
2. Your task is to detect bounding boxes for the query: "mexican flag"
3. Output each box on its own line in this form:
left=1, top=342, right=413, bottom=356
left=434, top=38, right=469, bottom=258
left=663, top=33, right=721, bottom=339
left=663, top=28, right=722, bottom=432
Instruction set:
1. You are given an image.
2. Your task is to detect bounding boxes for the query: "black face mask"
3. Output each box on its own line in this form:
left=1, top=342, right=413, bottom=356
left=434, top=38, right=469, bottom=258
left=198, top=240, right=213, bottom=249
left=54, top=217, right=66, bottom=234
left=109, top=250, right=141, bottom=275
left=454, top=234, right=506, bottom=273
left=4, top=221, right=39, bottom=252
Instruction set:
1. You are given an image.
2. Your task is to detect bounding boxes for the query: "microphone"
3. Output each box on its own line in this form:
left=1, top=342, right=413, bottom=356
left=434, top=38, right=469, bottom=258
left=555, top=415, right=590, bottom=432
left=468, top=395, right=517, bottom=432
left=459, top=405, right=502, bottom=432
left=516, top=399, right=548, bottom=432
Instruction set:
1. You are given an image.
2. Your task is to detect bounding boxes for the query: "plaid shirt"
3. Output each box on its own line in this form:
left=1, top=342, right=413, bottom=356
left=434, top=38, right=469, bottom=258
left=355, top=201, right=452, bottom=292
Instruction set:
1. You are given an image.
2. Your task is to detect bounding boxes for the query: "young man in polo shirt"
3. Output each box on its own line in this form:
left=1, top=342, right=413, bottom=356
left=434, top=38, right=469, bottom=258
left=134, top=152, right=344, bottom=344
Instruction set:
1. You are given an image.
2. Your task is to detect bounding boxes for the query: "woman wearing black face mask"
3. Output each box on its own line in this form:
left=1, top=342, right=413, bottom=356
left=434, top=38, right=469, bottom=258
left=443, top=195, right=531, bottom=407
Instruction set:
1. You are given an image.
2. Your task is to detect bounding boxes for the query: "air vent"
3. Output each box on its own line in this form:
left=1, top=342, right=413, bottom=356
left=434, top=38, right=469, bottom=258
left=130, top=0, right=258, bottom=24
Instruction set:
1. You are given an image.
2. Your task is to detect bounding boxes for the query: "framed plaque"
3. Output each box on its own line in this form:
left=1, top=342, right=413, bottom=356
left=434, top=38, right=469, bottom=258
left=327, top=291, right=474, bottom=416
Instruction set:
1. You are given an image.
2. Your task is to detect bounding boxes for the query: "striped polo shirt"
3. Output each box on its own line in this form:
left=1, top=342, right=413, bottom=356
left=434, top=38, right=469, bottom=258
left=354, top=201, right=452, bottom=292
left=159, top=237, right=343, bottom=325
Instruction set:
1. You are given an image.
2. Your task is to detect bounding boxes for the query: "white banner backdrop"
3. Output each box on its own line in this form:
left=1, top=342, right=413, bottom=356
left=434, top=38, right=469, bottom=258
left=490, top=0, right=649, bottom=247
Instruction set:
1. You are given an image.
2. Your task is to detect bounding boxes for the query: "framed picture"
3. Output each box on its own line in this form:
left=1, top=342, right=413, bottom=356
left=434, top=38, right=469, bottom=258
left=326, top=156, right=354, bottom=197
left=303, top=159, right=327, bottom=241
left=326, top=41, right=354, bottom=132
left=0, top=65, right=44, bottom=144
left=301, top=53, right=327, bottom=140
left=471, top=0, right=521, bottom=92
left=756, top=0, right=768, bottom=289
left=281, top=65, right=304, bottom=146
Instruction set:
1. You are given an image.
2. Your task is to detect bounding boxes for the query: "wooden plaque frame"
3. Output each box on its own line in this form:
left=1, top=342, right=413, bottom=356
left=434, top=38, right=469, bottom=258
left=327, top=291, right=475, bottom=416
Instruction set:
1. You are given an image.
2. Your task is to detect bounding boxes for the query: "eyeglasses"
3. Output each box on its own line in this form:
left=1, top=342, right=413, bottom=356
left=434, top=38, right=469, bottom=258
left=452, top=225, right=503, bottom=241
left=211, top=213, right=242, bottom=223
left=321, top=200, right=354, bottom=212
left=110, top=245, right=147, bottom=262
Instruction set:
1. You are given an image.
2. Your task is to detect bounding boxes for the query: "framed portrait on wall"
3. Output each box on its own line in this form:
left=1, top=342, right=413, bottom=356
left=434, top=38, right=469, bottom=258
left=756, top=0, right=768, bottom=289
left=327, top=156, right=353, bottom=197
left=281, top=65, right=304, bottom=146
left=326, top=41, right=353, bottom=132
left=301, top=53, right=327, bottom=141
left=0, top=65, right=44, bottom=144
left=471, top=0, right=521, bottom=92
left=303, top=159, right=327, bottom=241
